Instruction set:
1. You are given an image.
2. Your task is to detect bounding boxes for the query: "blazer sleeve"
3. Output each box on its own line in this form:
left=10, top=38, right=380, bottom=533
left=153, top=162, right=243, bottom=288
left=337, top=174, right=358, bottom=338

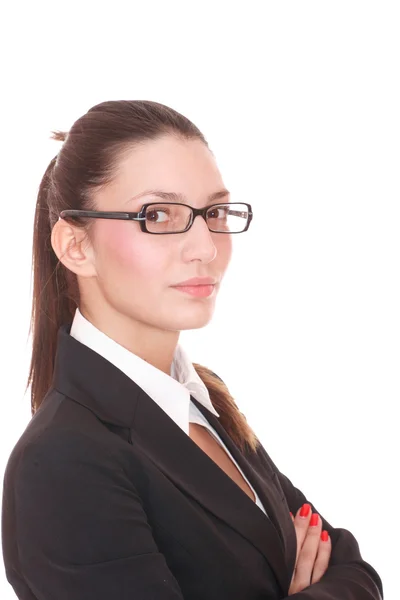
left=260, top=446, right=384, bottom=600
left=12, top=428, right=185, bottom=600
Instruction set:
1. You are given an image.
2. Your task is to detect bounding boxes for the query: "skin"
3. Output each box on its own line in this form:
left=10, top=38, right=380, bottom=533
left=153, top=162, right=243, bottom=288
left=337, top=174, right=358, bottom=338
left=289, top=506, right=332, bottom=594
left=51, top=134, right=233, bottom=375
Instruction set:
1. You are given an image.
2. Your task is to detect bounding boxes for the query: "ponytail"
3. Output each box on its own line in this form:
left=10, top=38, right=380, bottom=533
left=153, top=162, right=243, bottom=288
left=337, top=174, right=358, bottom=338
left=194, top=364, right=260, bottom=453
left=26, top=152, right=78, bottom=415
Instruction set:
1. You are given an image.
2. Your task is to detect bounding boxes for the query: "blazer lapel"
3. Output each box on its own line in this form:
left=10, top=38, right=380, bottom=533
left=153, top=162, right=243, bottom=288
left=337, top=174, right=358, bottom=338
left=132, top=389, right=289, bottom=594
left=191, top=395, right=297, bottom=589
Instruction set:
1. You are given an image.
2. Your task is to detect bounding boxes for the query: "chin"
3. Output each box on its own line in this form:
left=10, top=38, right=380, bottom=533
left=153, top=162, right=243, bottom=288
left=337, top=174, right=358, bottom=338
left=164, top=310, right=215, bottom=332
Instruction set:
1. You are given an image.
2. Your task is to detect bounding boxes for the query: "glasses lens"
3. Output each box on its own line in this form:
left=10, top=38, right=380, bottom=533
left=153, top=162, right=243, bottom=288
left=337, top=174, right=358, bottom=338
left=207, top=203, right=249, bottom=232
left=144, top=202, right=250, bottom=233
left=145, top=203, right=192, bottom=233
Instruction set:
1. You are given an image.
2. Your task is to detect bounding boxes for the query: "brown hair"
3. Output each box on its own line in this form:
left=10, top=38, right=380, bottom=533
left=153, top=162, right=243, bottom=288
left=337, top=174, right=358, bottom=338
left=27, top=99, right=259, bottom=454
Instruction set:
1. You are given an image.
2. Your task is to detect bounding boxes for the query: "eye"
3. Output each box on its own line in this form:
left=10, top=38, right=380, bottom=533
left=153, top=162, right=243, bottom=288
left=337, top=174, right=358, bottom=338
left=207, top=205, right=229, bottom=219
left=146, top=207, right=170, bottom=223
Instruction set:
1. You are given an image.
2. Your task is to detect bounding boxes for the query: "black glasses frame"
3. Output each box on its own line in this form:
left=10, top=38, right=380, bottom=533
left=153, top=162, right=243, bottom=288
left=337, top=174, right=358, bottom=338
left=59, top=202, right=253, bottom=235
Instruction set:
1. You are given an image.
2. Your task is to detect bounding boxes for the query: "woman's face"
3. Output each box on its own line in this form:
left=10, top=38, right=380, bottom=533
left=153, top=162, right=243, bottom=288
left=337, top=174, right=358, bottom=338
left=86, top=135, right=233, bottom=333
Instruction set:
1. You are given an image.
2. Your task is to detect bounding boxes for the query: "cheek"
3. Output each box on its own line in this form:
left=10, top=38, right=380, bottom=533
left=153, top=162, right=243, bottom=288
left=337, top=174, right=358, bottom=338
left=216, top=235, right=233, bottom=266
left=96, top=222, right=168, bottom=281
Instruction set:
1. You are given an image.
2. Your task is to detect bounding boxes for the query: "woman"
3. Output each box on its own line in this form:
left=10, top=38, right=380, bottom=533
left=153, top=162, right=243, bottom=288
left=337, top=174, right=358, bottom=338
left=1, top=100, right=383, bottom=599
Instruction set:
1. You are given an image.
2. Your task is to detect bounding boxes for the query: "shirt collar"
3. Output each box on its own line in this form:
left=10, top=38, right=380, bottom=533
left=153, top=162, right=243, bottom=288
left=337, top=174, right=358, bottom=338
left=69, top=308, right=219, bottom=434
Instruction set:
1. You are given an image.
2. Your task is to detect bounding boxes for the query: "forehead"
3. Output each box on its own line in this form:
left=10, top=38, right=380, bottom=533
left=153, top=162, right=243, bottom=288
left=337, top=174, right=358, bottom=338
left=97, top=135, right=225, bottom=210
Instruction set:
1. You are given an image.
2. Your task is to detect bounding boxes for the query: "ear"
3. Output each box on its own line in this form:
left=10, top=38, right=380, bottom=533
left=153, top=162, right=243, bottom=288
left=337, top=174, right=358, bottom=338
left=51, top=219, right=97, bottom=278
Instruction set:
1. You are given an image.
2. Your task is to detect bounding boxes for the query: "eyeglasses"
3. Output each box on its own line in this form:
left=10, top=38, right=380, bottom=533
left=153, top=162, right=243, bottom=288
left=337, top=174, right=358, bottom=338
left=59, top=202, right=253, bottom=234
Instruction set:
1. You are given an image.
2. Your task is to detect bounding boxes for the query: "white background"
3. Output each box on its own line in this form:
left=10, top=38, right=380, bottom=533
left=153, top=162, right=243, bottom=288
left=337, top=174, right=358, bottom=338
left=0, top=1, right=398, bottom=598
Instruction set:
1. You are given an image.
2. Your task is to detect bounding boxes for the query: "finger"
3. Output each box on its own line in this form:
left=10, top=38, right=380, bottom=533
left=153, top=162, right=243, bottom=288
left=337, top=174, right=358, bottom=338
left=293, top=503, right=312, bottom=563
left=294, top=513, right=322, bottom=590
left=311, top=530, right=332, bottom=584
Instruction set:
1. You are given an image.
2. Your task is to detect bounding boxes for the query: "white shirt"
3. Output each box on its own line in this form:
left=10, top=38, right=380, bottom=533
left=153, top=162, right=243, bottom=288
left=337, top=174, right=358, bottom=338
left=70, top=308, right=268, bottom=516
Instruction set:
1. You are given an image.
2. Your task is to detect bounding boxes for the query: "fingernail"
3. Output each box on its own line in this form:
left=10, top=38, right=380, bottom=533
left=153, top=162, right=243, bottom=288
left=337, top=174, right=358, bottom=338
left=309, top=513, right=319, bottom=527
left=289, top=512, right=293, bottom=518
left=299, top=503, right=311, bottom=517
left=321, top=530, right=329, bottom=542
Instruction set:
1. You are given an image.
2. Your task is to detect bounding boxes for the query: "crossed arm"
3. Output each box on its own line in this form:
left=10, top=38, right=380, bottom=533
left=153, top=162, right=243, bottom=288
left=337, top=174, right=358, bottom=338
left=261, top=446, right=384, bottom=599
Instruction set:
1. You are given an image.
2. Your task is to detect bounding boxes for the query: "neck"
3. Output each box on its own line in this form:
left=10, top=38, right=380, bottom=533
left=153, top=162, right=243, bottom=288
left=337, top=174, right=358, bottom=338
left=80, top=303, right=180, bottom=376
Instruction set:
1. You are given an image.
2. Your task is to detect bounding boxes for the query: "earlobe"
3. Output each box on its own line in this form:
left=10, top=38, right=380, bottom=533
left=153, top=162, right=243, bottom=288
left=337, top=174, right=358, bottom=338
left=51, top=220, right=96, bottom=278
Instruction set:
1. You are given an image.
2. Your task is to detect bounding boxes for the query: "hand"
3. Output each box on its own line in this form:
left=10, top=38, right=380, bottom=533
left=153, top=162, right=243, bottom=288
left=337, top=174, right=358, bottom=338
left=288, top=503, right=332, bottom=595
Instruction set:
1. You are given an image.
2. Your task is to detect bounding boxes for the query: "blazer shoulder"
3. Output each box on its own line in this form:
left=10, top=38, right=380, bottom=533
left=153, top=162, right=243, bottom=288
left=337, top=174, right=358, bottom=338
left=4, top=425, right=128, bottom=499
left=4, top=394, right=96, bottom=471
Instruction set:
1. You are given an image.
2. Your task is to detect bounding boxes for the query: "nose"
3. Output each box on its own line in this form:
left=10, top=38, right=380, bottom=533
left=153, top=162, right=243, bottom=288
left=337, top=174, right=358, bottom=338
left=182, top=213, right=217, bottom=262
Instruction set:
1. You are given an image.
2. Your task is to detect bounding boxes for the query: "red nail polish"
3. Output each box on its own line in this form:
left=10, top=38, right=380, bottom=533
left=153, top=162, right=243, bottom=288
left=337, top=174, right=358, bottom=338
left=321, top=530, right=329, bottom=542
left=309, top=513, right=319, bottom=527
left=299, top=503, right=311, bottom=517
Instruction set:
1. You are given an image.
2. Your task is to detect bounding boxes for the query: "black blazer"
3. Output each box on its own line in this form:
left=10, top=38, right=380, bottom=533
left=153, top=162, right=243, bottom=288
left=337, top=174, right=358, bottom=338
left=2, top=324, right=383, bottom=599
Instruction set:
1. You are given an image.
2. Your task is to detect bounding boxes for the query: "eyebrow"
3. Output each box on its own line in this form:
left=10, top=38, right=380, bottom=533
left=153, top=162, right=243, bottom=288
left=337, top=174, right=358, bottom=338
left=125, top=188, right=230, bottom=206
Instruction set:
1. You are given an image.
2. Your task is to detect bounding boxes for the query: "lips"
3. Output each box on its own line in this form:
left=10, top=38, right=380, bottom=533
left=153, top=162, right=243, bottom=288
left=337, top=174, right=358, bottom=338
left=172, top=283, right=216, bottom=298
left=173, top=277, right=217, bottom=287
